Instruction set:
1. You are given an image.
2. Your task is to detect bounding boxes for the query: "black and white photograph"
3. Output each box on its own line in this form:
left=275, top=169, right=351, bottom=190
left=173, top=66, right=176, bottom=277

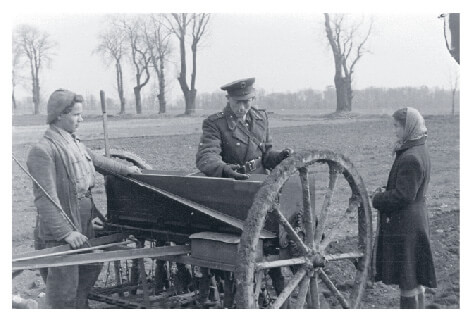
left=8, top=0, right=462, bottom=311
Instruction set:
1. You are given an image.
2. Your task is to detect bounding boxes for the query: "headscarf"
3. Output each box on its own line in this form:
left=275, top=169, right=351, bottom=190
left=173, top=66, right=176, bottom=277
left=403, top=107, right=427, bottom=141
left=392, top=107, right=427, bottom=155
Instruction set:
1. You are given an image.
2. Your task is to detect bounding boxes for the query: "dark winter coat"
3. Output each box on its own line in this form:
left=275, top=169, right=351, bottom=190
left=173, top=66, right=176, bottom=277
left=372, top=136, right=437, bottom=289
left=196, top=105, right=280, bottom=177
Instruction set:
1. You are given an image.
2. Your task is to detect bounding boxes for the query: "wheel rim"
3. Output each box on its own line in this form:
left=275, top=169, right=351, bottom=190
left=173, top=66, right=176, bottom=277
left=235, top=150, right=373, bottom=309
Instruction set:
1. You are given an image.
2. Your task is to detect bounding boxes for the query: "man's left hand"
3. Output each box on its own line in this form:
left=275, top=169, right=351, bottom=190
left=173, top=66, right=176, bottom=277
left=276, top=148, right=294, bottom=164
left=92, top=217, right=104, bottom=230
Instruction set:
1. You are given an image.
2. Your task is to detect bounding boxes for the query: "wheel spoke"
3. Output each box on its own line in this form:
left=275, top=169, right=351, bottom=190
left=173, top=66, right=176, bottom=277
left=319, top=216, right=348, bottom=252
left=270, top=267, right=307, bottom=309
left=256, top=257, right=308, bottom=270
left=272, top=207, right=310, bottom=256
left=309, top=271, right=320, bottom=308
left=293, top=275, right=310, bottom=309
left=319, top=198, right=359, bottom=252
left=299, top=167, right=315, bottom=248
left=324, top=251, right=364, bottom=262
left=314, top=163, right=341, bottom=244
left=318, top=268, right=349, bottom=308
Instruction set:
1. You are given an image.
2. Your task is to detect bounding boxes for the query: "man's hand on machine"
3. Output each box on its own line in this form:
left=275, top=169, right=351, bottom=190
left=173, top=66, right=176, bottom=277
left=92, top=217, right=104, bottom=230
left=222, top=164, right=250, bottom=180
left=64, top=231, right=89, bottom=249
left=125, top=166, right=142, bottom=175
left=275, top=148, right=294, bottom=165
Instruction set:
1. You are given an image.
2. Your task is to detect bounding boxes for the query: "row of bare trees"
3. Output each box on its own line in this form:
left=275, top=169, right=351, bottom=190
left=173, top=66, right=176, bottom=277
left=11, top=14, right=369, bottom=115
left=94, top=13, right=370, bottom=115
left=12, top=14, right=457, bottom=116
left=12, top=13, right=211, bottom=115
left=94, top=13, right=210, bottom=115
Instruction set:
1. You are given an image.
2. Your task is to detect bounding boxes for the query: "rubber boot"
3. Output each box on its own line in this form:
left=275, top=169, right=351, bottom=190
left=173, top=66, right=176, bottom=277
left=418, top=286, right=425, bottom=309
left=197, top=268, right=211, bottom=305
left=154, top=260, right=168, bottom=292
left=223, top=272, right=235, bottom=308
left=76, top=263, right=103, bottom=309
left=400, top=295, right=418, bottom=309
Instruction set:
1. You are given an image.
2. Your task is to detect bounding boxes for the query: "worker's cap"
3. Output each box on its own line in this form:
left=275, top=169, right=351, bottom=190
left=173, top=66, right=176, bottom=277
left=46, top=89, right=84, bottom=124
left=221, top=78, right=256, bottom=100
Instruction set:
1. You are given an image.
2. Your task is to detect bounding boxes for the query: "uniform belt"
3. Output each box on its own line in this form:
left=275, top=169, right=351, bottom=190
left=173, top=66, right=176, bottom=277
left=237, top=157, right=262, bottom=174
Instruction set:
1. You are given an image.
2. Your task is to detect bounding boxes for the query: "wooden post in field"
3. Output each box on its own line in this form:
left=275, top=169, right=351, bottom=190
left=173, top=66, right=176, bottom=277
left=100, top=90, right=123, bottom=295
left=100, top=90, right=110, bottom=157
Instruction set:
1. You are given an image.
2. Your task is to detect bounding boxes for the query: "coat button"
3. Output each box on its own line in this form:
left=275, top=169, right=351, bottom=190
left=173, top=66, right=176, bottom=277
left=236, top=142, right=240, bottom=146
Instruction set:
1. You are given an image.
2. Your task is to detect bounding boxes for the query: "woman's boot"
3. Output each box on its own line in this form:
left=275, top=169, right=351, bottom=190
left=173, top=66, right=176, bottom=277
left=418, top=286, right=425, bottom=309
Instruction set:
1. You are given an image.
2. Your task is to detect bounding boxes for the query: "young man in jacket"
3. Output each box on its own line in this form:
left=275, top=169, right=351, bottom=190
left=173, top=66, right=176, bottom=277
left=27, top=89, right=141, bottom=308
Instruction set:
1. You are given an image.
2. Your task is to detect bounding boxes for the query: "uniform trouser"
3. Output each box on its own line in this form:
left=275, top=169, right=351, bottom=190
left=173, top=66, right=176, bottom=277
left=35, top=197, right=103, bottom=309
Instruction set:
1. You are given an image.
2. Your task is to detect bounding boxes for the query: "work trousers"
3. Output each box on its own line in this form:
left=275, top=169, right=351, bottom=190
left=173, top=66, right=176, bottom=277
left=35, top=197, right=103, bottom=309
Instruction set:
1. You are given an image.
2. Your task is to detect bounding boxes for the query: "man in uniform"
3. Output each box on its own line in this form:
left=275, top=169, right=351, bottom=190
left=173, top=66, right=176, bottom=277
left=196, top=77, right=292, bottom=179
left=195, top=78, right=293, bottom=306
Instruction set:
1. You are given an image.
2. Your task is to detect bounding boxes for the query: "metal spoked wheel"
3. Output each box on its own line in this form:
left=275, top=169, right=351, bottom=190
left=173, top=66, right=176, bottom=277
left=235, top=150, right=373, bottom=309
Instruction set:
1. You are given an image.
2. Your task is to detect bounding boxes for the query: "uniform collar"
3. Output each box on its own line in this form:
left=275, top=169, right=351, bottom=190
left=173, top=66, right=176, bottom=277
left=250, top=108, right=264, bottom=120
left=224, top=105, right=238, bottom=130
left=224, top=106, right=261, bottom=125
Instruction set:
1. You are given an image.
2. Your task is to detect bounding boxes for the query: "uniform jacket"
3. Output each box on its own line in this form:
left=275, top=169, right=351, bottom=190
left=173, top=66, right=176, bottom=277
left=27, top=126, right=132, bottom=241
left=196, top=105, right=280, bottom=177
left=372, top=136, right=437, bottom=289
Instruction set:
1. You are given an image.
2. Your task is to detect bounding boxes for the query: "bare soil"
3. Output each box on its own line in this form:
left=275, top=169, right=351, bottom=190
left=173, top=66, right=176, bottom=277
left=11, top=114, right=459, bottom=308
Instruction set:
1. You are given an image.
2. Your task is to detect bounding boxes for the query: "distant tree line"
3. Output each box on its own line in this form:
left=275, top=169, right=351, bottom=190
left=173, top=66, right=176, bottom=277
left=12, top=85, right=459, bottom=115
left=193, top=86, right=460, bottom=114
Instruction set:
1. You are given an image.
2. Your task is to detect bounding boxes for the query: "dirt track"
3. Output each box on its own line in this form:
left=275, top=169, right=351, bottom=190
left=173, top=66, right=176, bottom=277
left=11, top=114, right=459, bottom=308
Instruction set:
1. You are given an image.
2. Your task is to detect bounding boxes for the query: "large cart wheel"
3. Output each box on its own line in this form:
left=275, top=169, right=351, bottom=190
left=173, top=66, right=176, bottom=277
left=235, top=150, right=373, bottom=309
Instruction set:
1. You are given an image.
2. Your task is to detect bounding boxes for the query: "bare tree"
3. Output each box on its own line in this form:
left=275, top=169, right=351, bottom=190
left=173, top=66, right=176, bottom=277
left=165, top=13, right=210, bottom=115
left=324, top=14, right=372, bottom=113
left=117, top=16, right=151, bottom=114
left=449, top=66, right=460, bottom=115
left=13, top=24, right=56, bottom=114
left=144, top=14, right=172, bottom=114
left=95, top=26, right=128, bottom=114
left=12, top=39, right=24, bottom=110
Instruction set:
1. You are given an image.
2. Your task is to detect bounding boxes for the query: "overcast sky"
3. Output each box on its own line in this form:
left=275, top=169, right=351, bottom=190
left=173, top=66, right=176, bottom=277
left=11, top=7, right=460, bottom=104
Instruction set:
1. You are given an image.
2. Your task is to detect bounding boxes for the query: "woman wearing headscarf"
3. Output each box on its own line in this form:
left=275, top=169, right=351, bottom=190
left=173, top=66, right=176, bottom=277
left=27, top=89, right=141, bottom=308
left=372, top=107, right=437, bottom=309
